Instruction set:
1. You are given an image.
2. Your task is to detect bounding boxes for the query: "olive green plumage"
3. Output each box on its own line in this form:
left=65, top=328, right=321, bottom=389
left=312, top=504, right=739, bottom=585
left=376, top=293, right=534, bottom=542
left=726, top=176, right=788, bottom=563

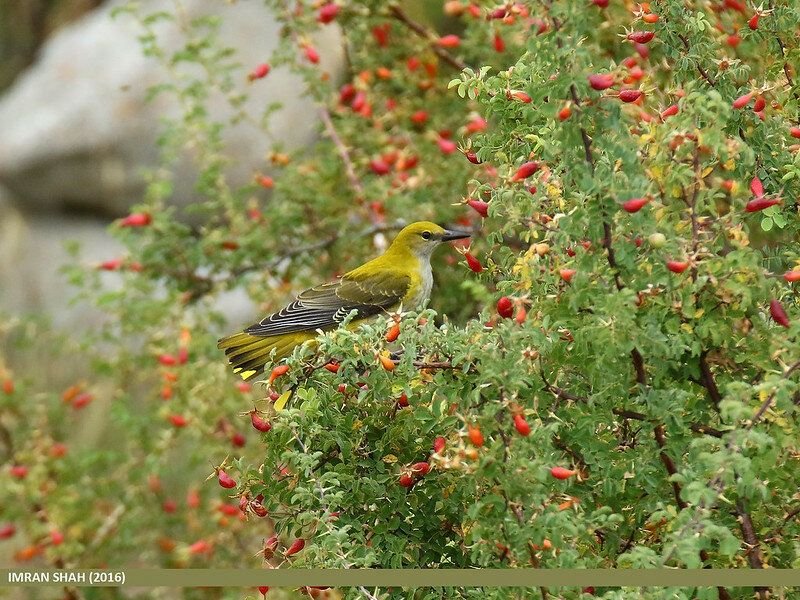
left=218, top=221, right=470, bottom=381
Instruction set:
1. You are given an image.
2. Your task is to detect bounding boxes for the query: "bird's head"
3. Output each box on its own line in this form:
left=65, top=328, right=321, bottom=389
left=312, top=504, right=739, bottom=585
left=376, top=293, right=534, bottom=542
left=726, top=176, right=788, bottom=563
left=388, top=221, right=471, bottom=259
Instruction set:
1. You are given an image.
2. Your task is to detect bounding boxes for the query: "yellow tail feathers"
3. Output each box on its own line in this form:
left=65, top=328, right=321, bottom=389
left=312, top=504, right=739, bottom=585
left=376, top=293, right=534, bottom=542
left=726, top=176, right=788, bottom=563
left=217, top=331, right=317, bottom=381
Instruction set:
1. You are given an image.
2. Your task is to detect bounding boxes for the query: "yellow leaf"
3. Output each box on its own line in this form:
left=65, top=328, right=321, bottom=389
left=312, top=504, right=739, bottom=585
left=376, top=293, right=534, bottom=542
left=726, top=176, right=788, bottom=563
left=273, top=390, right=292, bottom=411
left=382, top=454, right=398, bottom=464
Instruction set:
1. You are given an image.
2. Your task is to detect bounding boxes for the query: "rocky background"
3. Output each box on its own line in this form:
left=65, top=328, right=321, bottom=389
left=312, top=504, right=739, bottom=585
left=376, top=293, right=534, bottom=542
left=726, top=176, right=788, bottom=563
left=0, top=0, right=345, bottom=328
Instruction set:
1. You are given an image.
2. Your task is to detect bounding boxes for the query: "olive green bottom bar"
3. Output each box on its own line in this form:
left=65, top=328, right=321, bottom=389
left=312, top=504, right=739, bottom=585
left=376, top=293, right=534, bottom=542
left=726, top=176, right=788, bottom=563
left=2, top=569, right=800, bottom=588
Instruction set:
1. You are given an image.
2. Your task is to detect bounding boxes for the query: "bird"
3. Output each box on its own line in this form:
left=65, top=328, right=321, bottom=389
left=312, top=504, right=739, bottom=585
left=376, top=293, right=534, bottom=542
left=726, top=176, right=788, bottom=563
left=218, top=221, right=471, bottom=381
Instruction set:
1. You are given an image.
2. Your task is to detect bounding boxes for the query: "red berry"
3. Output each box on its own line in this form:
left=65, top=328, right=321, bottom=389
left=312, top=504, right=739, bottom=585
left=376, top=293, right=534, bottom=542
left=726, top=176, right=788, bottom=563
left=466, top=116, right=488, bottom=133
left=748, top=13, right=760, bottom=30
left=0, top=524, right=16, bottom=539
left=619, top=89, right=643, bottom=103
left=410, top=110, right=428, bottom=125
left=559, top=269, right=577, bottom=283
left=509, top=90, right=532, bottom=103
left=661, top=104, right=679, bottom=119
left=250, top=409, right=272, bottom=433
left=433, top=437, right=446, bottom=454
left=188, top=540, right=212, bottom=555
left=323, top=362, right=340, bottom=373
left=217, top=469, right=236, bottom=489
left=2, top=378, right=13, bottom=395
left=399, top=472, right=414, bottom=488
left=770, top=299, right=790, bottom=328
left=231, top=432, right=246, bottom=448
left=733, top=92, right=754, bottom=109
left=790, top=127, right=800, bottom=139
left=753, top=96, right=766, bottom=112
left=558, top=105, right=572, bottom=121
left=550, top=466, right=577, bottom=480
left=10, top=465, right=28, bottom=479
left=727, top=34, right=742, bottom=48
left=338, top=83, right=356, bottom=104
left=158, top=353, right=177, bottom=366
left=465, top=252, right=483, bottom=273
left=437, top=34, right=461, bottom=48
left=745, top=197, right=781, bottom=212
left=268, top=365, right=290, bottom=384
left=622, top=197, right=649, bottom=213
left=588, top=73, right=614, bottom=90
left=666, top=260, right=690, bottom=273
left=168, top=414, right=188, bottom=428
left=258, top=587, right=270, bottom=597
left=515, top=306, right=527, bottom=324
left=750, top=176, right=765, bottom=198
left=643, top=13, right=659, bottom=23
left=50, top=443, right=68, bottom=458
left=493, top=33, right=505, bottom=53
left=386, top=323, right=400, bottom=342
left=467, top=424, right=484, bottom=447
left=437, top=137, right=458, bottom=154
left=369, top=158, right=391, bottom=175
left=372, top=24, right=390, bottom=47
left=467, top=198, right=489, bottom=217
left=317, top=3, right=340, bottom=24
left=286, top=538, right=305, bottom=556
left=397, top=393, right=409, bottom=408
left=119, top=212, right=151, bottom=227
left=411, top=462, right=430, bottom=477
left=511, top=161, right=541, bottom=181
left=256, top=175, right=274, bottom=189
left=71, top=392, right=93, bottom=410
left=99, top=258, right=123, bottom=271
left=592, top=0, right=609, bottom=7
left=783, top=271, right=800, bottom=283
left=248, top=63, right=270, bottom=81
left=497, top=296, right=514, bottom=318
left=304, top=46, right=320, bottom=64
left=513, top=414, right=531, bottom=436
left=627, top=31, right=655, bottom=44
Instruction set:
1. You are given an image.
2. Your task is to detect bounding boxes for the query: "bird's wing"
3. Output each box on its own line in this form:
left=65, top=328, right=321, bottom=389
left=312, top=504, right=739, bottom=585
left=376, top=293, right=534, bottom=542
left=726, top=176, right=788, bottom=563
left=244, top=270, right=410, bottom=337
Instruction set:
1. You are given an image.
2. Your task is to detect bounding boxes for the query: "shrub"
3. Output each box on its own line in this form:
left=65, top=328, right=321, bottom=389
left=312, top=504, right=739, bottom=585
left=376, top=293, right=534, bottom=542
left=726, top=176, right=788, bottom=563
left=2, top=1, right=799, bottom=599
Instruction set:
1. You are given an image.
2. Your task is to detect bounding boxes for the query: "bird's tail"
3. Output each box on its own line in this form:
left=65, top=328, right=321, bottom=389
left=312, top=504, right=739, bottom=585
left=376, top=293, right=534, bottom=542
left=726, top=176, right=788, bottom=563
left=217, top=331, right=316, bottom=381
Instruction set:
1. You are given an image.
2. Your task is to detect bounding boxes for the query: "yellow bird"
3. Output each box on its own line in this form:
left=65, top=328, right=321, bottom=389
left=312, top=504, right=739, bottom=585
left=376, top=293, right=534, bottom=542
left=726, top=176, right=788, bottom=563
left=218, top=221, right=470, bottom=380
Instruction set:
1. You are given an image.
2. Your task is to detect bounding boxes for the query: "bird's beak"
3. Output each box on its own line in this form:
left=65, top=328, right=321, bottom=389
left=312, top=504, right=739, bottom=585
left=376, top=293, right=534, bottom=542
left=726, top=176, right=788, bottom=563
left=441, top=229, right=471, bottom=242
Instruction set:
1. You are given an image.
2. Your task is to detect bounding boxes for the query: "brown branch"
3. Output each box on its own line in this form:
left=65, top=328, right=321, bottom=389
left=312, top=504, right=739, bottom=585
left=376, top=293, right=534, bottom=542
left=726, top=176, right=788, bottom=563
left=748, top=359, right=800, bottom=429
left=631, top=348, right=647, bottom=386
left=613, top=408, right=724, bottom=438
left=387, top=5, right=466, bottom=71
left=653, top=424, right=687, bottom=510
left=676, top=33, right=716, bottom=87
left=763, top=504, right=800, bottom=542
left=319, top=106, right=365, bottom=200
left=735, top=500, right=769, bottom=600
left=698, top=351, right=722, bottom=410
left=540, top=371, right=588, bottom=403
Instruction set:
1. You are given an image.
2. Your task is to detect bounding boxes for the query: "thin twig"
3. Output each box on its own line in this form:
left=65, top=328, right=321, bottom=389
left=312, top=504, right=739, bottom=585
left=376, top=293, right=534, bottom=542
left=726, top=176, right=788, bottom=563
left=387, top=4, right=467, bottom=71
left=319, top=106, right=365, bottom=200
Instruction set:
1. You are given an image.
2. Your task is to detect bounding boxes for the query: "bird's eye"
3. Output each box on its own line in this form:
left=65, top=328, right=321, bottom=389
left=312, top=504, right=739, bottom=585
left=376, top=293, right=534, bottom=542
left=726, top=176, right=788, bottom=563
left=421, top=231, right=432, bottom=240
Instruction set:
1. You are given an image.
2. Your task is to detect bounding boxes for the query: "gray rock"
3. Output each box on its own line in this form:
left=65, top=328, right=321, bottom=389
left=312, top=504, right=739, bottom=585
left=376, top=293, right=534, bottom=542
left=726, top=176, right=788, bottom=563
left=0, top=0, right=345, bottom=216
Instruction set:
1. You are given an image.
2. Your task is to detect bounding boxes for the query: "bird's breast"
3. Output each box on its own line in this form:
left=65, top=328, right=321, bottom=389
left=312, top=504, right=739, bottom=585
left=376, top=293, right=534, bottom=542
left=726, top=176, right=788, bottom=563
left=404, top=259, right=433, bottom=309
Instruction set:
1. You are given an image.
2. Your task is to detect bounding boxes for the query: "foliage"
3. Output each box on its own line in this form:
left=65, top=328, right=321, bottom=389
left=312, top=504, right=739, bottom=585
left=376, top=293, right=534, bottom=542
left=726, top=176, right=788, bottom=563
left=2, top=0, right=800, bottom=599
